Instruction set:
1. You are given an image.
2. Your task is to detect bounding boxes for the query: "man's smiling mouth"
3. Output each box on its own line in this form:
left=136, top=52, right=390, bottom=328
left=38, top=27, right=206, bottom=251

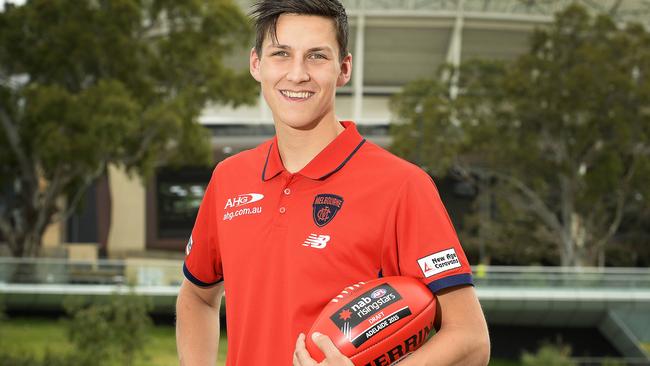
left=280, top=90, right=315, bottom=100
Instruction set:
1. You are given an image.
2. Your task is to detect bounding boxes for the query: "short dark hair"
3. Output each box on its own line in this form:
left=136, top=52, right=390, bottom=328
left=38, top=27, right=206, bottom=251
left=250, top=0, right=349, bottom=61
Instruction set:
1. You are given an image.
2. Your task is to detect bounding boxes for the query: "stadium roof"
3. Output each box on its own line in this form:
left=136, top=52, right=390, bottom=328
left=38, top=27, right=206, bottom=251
left=340, top=0, right=650, bottom=27
left=208, top=0, right=650, bottom=149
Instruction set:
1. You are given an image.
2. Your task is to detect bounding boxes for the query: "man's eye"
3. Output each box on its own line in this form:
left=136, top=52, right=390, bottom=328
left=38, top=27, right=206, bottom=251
left=308, top=53, right=327, bottom=60
left=271, top=51, right=288, bottom=57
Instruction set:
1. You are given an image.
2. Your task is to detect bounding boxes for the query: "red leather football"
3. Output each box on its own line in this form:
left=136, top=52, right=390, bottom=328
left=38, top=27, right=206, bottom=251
left=305, top=276, right=437, bottom=366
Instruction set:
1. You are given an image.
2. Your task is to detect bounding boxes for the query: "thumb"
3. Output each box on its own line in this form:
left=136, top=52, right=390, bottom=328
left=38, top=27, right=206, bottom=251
left=312, top=332, right=345, bottom=360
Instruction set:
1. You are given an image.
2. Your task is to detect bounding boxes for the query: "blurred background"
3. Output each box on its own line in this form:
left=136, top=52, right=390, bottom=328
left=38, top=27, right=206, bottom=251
left=0, top=0, right=649, bottom=365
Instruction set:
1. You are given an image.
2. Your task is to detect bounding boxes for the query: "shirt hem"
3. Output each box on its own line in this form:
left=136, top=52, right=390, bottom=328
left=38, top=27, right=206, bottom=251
left=426, top=273, right=473, bottom=293
left=183, top=262, right=223, bottom=288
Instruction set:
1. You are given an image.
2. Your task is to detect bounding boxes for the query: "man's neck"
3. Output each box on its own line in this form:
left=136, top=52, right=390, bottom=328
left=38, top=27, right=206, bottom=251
left=275, top=116, right=345, bottom=174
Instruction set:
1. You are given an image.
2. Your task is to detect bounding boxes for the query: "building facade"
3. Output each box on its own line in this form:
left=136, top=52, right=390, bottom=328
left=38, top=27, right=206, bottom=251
left=43, top=0, right=650, bottom=259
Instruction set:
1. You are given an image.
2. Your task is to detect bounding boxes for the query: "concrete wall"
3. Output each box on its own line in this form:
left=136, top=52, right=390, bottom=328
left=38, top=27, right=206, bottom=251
left=107, top=165, right=146, bottom=256
left=613, top=309, right=650, bottom=343
left=41, top=220, right=62, bottom=248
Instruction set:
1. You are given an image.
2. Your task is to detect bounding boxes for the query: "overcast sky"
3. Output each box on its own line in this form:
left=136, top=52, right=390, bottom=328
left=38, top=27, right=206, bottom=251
left=0, top=0, right=26, bottom=11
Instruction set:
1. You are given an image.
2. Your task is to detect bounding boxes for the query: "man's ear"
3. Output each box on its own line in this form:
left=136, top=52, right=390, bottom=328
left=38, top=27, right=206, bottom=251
left=336, top=53, right=352, bottom=87
left=250, top=47, right=262, bottom=82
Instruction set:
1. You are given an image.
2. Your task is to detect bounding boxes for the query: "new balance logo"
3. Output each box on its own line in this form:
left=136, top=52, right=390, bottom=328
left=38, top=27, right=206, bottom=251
left=302, top=234, right=330, bottom=249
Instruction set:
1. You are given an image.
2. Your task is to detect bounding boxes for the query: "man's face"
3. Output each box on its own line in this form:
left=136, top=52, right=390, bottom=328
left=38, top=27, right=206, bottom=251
left=250, top=14, right=352, bottom=130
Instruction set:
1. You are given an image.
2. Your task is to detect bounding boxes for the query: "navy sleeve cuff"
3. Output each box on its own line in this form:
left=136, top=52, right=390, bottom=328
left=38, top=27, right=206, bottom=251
left=183, top=262, right=223, bottom=288
left=426, top=273, right=474, bottom=293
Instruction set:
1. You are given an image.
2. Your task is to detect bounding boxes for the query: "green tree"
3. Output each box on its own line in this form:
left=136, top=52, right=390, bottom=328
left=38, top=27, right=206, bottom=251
left=0, top=0, right=257, bottom=257
left=64, top=291, right=153, bottom=366
left=391, top=4, right=650, bottom=266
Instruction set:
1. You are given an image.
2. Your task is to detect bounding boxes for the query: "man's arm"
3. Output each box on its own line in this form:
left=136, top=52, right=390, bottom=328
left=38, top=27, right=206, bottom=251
left=401, top=285, right=490, bottom=366
left=176, top=278, right=225, bottom=366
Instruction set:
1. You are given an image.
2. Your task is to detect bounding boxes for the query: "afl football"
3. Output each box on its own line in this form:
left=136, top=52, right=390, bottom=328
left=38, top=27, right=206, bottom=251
left=305, top=276, right=437, bottom=366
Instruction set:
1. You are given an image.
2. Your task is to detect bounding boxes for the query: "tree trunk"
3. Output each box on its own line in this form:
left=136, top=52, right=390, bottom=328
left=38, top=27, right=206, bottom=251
left=571, top=212, right=589, bottom=266
left=9, top=229, right=44, bottom=283
left=560, top=236, right=573, bottom=267
left=559, top=175, right=576, bottom=266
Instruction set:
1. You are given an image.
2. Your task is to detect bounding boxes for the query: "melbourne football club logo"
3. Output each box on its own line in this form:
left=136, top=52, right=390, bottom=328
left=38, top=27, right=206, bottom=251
left=312, top=194, right=344, bottom=227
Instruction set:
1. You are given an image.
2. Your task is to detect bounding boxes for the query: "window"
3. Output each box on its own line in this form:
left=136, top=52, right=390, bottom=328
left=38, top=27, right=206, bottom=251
left=147, top=167, right=212, bottom=250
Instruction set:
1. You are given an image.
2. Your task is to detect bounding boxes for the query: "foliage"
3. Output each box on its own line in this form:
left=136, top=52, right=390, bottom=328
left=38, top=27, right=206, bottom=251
left=0, top=302, right=72, bottom=366
left=0, top=349, right=72, bottom=366
left=521, top=344, right=576, bottom=366
left=0, top=295, right=5, bottom=350
left=390, top=4, right=650, bottom=266
left=0, top=0, right=258, bottom=257
left=0, top=295, right=5, bottom=323
left=0, top=316, right=202, bottom=366
left=63, top=291, right=153, bottom=366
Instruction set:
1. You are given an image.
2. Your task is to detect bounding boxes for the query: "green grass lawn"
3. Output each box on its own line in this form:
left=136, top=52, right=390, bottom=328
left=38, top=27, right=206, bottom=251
left=0, top=317, right=568, bottom=366
left=0, top=317, right=227, bottom=366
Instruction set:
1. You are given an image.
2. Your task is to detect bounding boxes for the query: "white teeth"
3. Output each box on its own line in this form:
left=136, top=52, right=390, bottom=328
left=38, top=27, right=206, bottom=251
left=281, top=90, right=313, bottom=99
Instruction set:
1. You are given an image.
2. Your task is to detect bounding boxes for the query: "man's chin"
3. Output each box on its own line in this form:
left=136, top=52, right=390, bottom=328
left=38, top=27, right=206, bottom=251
left=276, top=115, right=322, bottom=131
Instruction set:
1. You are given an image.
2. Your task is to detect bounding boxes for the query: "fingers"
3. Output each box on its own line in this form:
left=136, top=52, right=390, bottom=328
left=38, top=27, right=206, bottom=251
left=312, top=332, right=351, bottom=364
left=294, top=332, right=353, bottom=366
left=294, top=333, right=316, bottom=366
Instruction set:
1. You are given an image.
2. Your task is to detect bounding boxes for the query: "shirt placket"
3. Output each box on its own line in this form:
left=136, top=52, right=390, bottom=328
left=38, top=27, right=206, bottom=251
left=275, top=172, right=297, bottom=227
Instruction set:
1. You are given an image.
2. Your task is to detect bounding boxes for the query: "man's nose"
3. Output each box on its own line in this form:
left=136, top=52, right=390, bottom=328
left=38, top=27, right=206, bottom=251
left=286, top=58, right=310, bottom=83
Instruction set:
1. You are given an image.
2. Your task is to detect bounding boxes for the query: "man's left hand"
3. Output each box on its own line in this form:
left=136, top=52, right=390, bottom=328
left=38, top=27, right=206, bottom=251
left=293, top=332, right=354, bottom=366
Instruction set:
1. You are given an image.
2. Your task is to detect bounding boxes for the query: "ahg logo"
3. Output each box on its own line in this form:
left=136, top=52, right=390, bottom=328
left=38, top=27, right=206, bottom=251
left=224, top=193, right=264, bottom=209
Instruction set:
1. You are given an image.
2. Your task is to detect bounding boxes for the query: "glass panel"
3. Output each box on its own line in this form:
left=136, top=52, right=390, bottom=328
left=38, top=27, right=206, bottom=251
left=156, top=168, right=212, bottom=239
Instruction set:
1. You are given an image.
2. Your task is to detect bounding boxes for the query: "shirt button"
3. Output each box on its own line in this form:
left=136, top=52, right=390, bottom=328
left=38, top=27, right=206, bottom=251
left=279, top=207, right=286, bottom=214
left=283, top=188, right=291, bottom=195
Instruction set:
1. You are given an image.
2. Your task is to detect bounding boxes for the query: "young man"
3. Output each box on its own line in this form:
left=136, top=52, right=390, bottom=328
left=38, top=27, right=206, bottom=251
left=176, top=1, right=490, bottom=365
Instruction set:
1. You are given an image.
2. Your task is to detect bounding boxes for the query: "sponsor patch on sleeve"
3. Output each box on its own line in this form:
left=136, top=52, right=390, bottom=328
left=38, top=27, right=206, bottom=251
left=417, top=248, right=461, bottom=278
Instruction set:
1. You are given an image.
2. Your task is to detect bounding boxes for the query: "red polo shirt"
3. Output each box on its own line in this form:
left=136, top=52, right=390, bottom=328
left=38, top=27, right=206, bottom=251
left=183, top=121, right=472, bottom=366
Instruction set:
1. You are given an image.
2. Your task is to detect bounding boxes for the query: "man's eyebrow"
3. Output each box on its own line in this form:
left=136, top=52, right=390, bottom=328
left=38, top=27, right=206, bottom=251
left=307, top=46, right=333, bottom=53
left=268, top=44, right=334, bottom=53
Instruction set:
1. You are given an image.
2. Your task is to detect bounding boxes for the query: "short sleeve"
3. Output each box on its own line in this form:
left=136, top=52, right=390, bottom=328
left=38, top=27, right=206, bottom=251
left=183, top=167, right=224, bottom=287
left=381, top=169, right=473, bottom=294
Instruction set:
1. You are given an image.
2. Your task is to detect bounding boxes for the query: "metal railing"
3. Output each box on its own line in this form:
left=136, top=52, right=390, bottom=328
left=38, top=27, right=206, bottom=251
left=2, top=257, right=650, bottom=290
left=0, top=257, right=183, bottom=287
left=472, top=265, right=650, bottom=289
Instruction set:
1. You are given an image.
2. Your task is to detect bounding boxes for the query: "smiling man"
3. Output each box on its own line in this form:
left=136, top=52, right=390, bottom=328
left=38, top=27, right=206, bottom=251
left=175, top=1, right=490, bottom=366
